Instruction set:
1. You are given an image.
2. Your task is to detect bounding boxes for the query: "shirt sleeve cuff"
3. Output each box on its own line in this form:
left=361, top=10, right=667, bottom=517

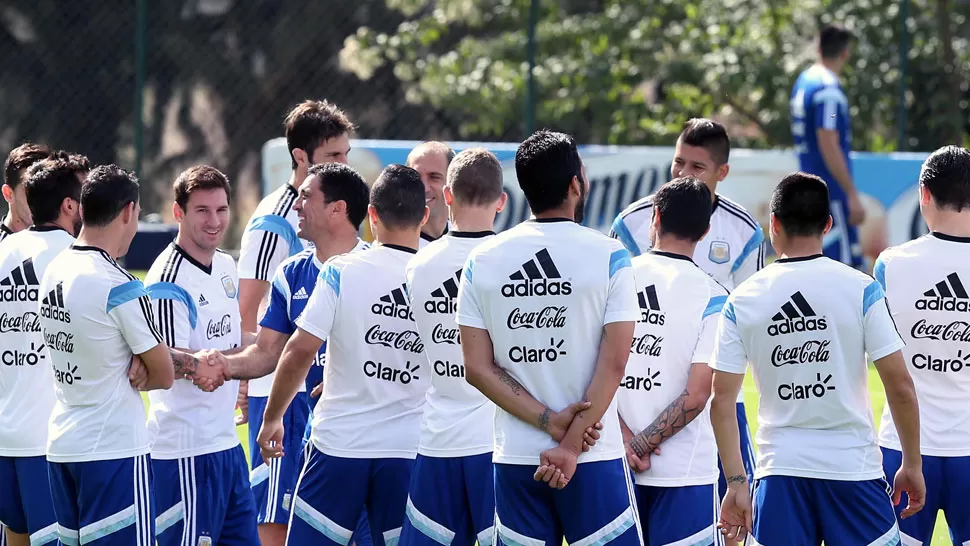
left=455, top=314, right=486, bottom=330
left=130, top=340, right=162, bottom=356
left=868, top=338, right=906, bottom=362
left=708, top=360, right=747, bottom=375
left=604, top=310, right=640, bottom=325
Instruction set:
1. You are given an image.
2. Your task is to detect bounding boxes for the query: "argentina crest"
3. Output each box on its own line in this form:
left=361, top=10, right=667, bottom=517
left=708, top=241, right=730, bottom=264
left=221, top=274, right=237, bottom=299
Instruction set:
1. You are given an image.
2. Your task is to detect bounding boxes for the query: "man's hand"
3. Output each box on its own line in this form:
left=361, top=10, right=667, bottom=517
left=541, top=401, right=591, bottom=442
left=847, top=191, right=866, bottom=226
left=892, top=465, right=926, bottom=519
left=192, top=349, right=231, bottom=392
left=127, top=355, right=149, bottom=391
left=310, top=382, right=323, bottom=399
left=718, top=478, right=753, bottom=541
left=582, top=422, right=603, bottom=452
left=620, top=418, right=659, bottom=472
left=256, top=417, right=285, bottom=465
left=534, top=445, right=580, bottom=489
left=235, top=380, right=249, bottom=425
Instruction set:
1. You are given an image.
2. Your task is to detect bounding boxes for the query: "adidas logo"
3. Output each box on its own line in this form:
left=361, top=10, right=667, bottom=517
left=916, top=273, right=970, bottom=312
left=767, top=291, right=826, bottom=336
left=198, top=294, right=209, bottom=306
left=637, top=285, right=665, bottom=325
left=425, top=270, right=461, bottom=314
left=502, top=249, right=572, bottom=298
left=293, top=287, right=309, bottom=301
left=0, top=258, right=40, bottom=302
left=371, top=283, right=414, bottom=320
left=40, top=282, right=71, bottom=323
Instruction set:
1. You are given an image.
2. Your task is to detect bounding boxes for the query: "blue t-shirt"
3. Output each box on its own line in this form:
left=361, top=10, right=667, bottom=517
left=790, top=64, right=852, bottom=202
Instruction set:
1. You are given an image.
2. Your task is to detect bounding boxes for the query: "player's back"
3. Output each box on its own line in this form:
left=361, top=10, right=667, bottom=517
left=722, top=254, right=896, bottom=480
left=144, top=244, right=242, bottom=459
left=0, top=227, right=74, bottom=457
left=41, top=245, right=162, bottom=463
left=876, top=233, right=970, bottom=455
left=790, top=64, right=852, bottom=198
left=304, top=244, right=428, bottom=459
left=619, top=251, right=726, bottom=485
left=458, top=219, right=630, bottom=464
left=407, top=232, right=494, bottom=457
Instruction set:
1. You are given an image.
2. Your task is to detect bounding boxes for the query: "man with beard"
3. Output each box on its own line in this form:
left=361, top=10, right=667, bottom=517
left=1, top=143, right=52, bottom=244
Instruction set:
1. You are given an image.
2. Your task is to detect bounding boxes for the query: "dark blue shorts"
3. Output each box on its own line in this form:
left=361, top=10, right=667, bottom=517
left=248, top=393, right=309, bottom=525
left=635, top=483, right=721, bottom=546
left=882, top=447, right=970, bottom=545
left=0, top=455, right=57, bottom=544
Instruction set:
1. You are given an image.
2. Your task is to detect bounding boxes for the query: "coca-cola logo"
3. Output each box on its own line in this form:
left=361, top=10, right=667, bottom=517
left=44, top=331, right=74, bottom=353
left=910, top=319, right=970, bottom=342
left=771, top=340, right=831, bottom=367
left=364, top=324, right=425, bottom=354
left=431, top=323, right=460, bottom=345
left=0, top=311, right=41, bottom=333
left=507, top=306, right=567, bottom=330
left=630, top=334, right=663, bottom=357
left=206, top=314, right=233, bottom=339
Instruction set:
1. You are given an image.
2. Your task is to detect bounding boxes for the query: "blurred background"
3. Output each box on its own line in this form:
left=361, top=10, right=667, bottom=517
left=0, top=0, right=967, bottom=254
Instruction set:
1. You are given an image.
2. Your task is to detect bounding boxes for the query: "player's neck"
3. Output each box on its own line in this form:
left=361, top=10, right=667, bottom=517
left=776, top=237, right=824, bottom=260
left=173, top=233, right=215, bottom=268
left=3, top=212, right=26, bottom=233
left=287, top=168, right=307, bottom=191
left=44, top=215, right=77, bottom=237
left=818, top=59, right=843, bottom=75
left=375, top=227, right=420, bottom=251
left=422, top=215, right=448, bottom=240
left=652, top=235, right=696, bottom=260
left=75, top=227, right=126, bottom=259
left=449, top=206, right=496, bottom=234
left=927, top=210, right=970, bottom=238
left=533, top=205, right=576, bottom=222
left=312, top=228, right=359, bottom=263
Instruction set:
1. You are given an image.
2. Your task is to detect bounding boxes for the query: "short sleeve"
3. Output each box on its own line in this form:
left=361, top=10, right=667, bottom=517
left=455, top=256, right=486, bottom=330
left=692, top=294, right=727, bottom=364
left=863, top=280, right=905, bottom=361
left=609, top=215, right=643, bottom=257
left=237, top=215, right=301, bottom=282
left=146, top=282, right=197, bottom=349
left=709, top=300, right=748, bottom=374
left=296, top=263, right=339, bottom=341
left=259, top=267, right=296, bottom=335
left=604, top=248, right=640, bottom=325
left=730, top=228, right=765, bottom=285
left=107, top=279, right=163, bottom=355
left=813, top=86, right=848, bottom=132
left=872, top=253, right=888, bottom=291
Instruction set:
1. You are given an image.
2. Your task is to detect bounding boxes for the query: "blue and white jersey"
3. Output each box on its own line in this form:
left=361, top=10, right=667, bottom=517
left=790, top=64, right=852, bottom=202
left=238, top=183, right=310, bottom=397
left=259, top=238, right=370, bottom=398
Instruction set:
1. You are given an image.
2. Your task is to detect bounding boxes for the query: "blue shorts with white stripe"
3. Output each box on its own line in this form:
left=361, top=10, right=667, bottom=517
left=248, top=393, right=309, bottom=526
left=717, top=402, right=756, bottom=500
left=48, top=453, right=155, bottom=546
left=153, top=445, right=258, bottom=546
left=494, top=458, right=643, bottom=546
left=634, top=483, right=722, bottom=546
left=0, top=455, right=58, bottom=544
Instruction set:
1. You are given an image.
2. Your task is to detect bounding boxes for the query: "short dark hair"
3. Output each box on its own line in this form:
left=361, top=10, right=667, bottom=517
left=23, top=151, right=89, bottom=225
left=514, top=130, right=582, bottom=215
left=4, top=142, right=52, bottom=189
left=819, top=24, right=853, bottom=59
left=652, top=177, right=712, bottom=242
left=173, top=165, right=232, bottom=210
left=770, top=172, right=831, bottom=237
left=447, top=148, right=504, bottom=206
left=284, top=99, right=355, bottom=170
left=370, top=164, right=427, bottom=230
left=81, top=165, right=141, bottom=227
left=307, top=162, right=370, bottom=229
left=679, top=118, right=730, bottom=165
left=919, top=145, right=970, bottom=212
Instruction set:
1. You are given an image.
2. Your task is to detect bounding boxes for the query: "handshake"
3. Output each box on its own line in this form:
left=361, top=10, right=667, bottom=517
left=128, top=349, right=233, bottom=392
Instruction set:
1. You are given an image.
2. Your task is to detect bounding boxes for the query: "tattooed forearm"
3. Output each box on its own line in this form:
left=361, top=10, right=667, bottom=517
left=726, top=474, right=747, bottom=485
left=630, top=388, right=703, bottom=458
left=538, top=407, right=551, bottom=433
left=170, top=349, right=200, bottom=378
left=495, top=365, right=523, bottom=396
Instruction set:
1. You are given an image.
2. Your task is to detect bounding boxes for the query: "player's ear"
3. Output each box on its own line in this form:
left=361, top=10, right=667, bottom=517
left=442, top=185, right=455, bottom=207
left=421, top=205, right=430, bottom=227
left=494, top=191, right=508, bottom=214
left=823, top=215, right=833, bottom=235
left=569, top=175, right=582, bottom=198
left=292, top=148, right=309, bottom=171
left=918, top=183, right=932, bottom=207
left=769, top=213, right=780, bottom=237
left=1, top=184, right=12, bottom=203
left=717, top=163, right=730, bottom=182
left=172, top=202, right=183, bottom=222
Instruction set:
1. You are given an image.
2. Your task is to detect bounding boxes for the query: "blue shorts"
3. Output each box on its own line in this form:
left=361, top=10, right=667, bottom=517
left=48, top=454, right=156, bottom=546
left=248, top=393, right=310, bottom=525
left=286, top=445, right=414, bottom=546
left=153, top=445, right=259, bottom=546
left=882, top=447, right=970, bottom=544
left=823, top=198, right=863, bottom=269
left=751, top=476, right=898, bottom=545
left=400, top=453, right=495, bottom=546
left=494, top=458, right=641, bottom=546
left=635, top=484, right=721, bottom=546
left=717, top=402, right=756, bottom=499
left=0, top=456, right=57, bottom=544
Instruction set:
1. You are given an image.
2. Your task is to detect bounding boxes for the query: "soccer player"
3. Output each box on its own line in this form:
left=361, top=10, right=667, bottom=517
left=40, top=164, right=228, bottom=546
left=709, top=172, right=925, bottom=545
left=609, top=118, right=762, bottom=499
left=617, top=177, right=728, bottom=546
left=1, top=143, right=52, bottom=242
left=790, top=24, right=864, bottom=269
left=407, top=141, right=454, bottom=247
left=141, top=166, right=258, bottom=546
left=875, top=145, right=970, bottom=544
left=236, top=98, right=354, bottom=545
left=254, top=164, right=428, bottom=546
left=457, top=130, right=642, bottom=545
left=399, top=148, right=506, bottom=546
left=0, top=151, right=87, bottom=546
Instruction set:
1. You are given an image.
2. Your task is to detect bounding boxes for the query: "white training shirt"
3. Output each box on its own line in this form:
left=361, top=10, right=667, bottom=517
left=875, top=232, right=970, bottom=457
left=406, top=231, right=496, bottom=457
left=0, top=226, right=74, bottom=457
left=42, top=245, right=164, bottom=463
left=711, top=254, right=904, bottom=481
left=618, top=250, right=727, bottom=486
left=456, top=219, right=640, bottom=466
left=145, top=244, right=242, bottom=459
left=238, top=183, right=310, bottom=397
left=296, top=244, right=428, bottom=459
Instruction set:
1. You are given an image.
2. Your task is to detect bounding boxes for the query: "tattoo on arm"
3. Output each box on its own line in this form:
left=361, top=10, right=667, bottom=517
left=494, top=364, right=523, bottom=396
left=538, top=407, right=551, bottom=433
left=726, top=474, right=747, bottom=485
left=170, top=349, right=199, bottom=378
left=629, top=388, right=703, bottom=458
